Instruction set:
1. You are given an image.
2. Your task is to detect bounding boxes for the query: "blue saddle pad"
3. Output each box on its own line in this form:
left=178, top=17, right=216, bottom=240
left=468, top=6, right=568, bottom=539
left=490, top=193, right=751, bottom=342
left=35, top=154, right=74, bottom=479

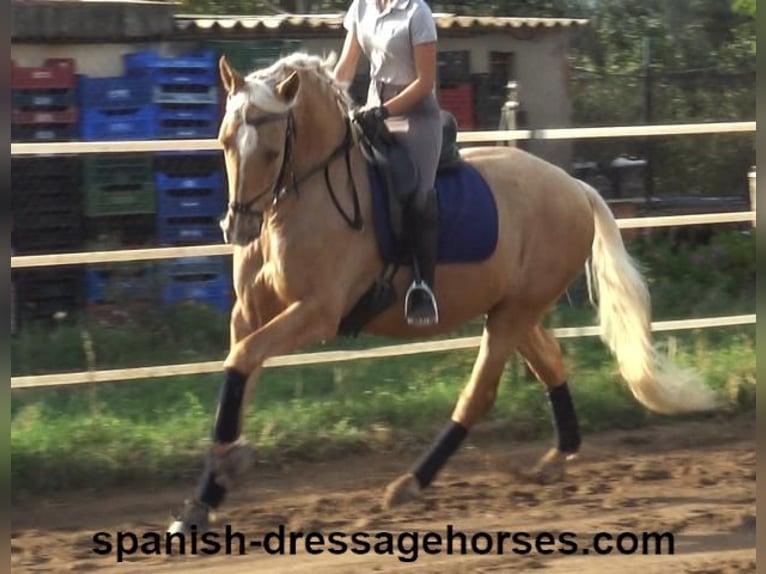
left=369, top=162, right=498, bottom=265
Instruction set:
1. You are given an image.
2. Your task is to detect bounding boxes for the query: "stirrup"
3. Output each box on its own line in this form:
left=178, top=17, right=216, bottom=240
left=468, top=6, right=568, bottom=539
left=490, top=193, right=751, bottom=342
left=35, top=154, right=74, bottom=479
left=404, top=280, right=439, bottom=326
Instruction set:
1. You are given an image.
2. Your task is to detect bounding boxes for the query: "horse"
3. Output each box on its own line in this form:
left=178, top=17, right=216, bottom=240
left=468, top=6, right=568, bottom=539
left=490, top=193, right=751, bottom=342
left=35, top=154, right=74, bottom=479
left=167, top=52, right=721, bottom=534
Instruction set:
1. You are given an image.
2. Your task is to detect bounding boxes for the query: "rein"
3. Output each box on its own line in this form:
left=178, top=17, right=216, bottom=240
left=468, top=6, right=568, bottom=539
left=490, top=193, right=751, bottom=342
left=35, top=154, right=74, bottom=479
left=230, top=108, right=363, bottom=231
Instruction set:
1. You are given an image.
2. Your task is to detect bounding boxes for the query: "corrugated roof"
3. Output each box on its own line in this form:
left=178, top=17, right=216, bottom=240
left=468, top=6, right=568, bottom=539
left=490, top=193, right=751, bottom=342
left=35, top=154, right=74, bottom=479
left=174, top=13, right=588, bottom=35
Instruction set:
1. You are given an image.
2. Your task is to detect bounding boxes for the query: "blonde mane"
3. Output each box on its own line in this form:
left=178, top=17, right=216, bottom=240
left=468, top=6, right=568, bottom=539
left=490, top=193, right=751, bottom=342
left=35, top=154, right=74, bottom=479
left=241, top=51, right=354, bottom=115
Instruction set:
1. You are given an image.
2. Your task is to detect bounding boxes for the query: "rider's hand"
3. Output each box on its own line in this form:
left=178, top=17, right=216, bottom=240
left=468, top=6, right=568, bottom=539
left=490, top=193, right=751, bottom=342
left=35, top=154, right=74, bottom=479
left=353, top=105, right=390, bottom=133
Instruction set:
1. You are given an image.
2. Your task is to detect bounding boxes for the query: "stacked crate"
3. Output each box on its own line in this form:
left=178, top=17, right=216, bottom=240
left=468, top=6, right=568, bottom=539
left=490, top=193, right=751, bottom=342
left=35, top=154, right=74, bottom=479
left=11, top=59, right=79, bottom=142
left=124, top=50, right=220, bottom=139
left=206, top=40, right=303, bottom=76
left=437, top=51, right=475, bottom=130
left=155, top=152, right=231, bottom=313
left=82, top=153, right=158, bottom=307
left=78, top=71, right=155, bottom=141
left=11, top=155, right=85, bottom=324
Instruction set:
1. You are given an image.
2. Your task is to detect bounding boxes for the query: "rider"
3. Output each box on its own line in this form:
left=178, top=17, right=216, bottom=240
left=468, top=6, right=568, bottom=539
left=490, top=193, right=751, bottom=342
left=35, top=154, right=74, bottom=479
left=334, top=0, right=443, bottom=327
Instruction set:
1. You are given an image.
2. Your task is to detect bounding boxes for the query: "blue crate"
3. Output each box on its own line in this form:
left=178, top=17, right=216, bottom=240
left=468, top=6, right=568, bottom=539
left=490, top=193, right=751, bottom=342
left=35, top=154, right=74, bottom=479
left=157, top=214, right=223, bottom=245
left=78, top=74, right=152, bottom=109
left=155, top=103, right=220, bottom=138
left=124, top=50, right=217, bottom=86
left=12, top=88, right=77, bottom=108
left=86, top=265, right=158, bottom=303
left=80, top=105, right=156, bottom=141
left=156, top=103, right=219, bottom=121
left=160, top=258, right=231, bottom=313
left=153, top=84, right=219, bottom=104
left=156, top=172, right=225, bottom=218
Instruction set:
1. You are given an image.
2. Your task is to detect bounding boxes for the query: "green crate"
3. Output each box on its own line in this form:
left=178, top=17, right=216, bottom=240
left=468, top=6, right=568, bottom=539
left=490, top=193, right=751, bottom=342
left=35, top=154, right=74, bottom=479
left=83, top=154, right=155, bottom=216
left=206, top=40, right=303, bottom=74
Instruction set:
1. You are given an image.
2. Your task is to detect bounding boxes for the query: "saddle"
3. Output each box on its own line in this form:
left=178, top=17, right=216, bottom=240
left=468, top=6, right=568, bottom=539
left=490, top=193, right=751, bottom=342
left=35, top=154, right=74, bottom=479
left=357, top=109, right=462, bottom=247
left=339, top=109, right=497, bottom=338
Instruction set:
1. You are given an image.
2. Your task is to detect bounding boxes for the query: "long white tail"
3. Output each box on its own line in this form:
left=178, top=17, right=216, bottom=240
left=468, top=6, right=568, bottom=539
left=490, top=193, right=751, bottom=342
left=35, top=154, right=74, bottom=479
left=579, top=180, right=721, bottom=414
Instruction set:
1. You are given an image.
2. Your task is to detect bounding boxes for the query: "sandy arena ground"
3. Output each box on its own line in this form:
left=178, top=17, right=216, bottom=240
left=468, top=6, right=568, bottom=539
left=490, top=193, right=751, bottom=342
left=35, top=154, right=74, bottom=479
left=11, top=415, right=755, bottom=573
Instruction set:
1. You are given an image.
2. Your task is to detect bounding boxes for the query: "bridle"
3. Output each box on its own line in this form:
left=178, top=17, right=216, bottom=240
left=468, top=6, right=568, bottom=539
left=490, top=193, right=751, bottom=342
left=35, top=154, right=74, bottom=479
left=228, top=103, right=363, bottom=232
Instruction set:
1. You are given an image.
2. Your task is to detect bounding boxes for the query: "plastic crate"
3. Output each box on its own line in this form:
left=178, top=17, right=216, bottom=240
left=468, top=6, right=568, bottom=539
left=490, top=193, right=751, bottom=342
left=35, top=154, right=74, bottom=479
left=155, top=172, right=225, bottom=218
left=155, top=102, right=219, bottom=137
left=154, top=84, right=219, bottom=104
left=84, top=214, right=157, bottom=247
left=78, top=74, right=153, bottom=109
left=86, top=263, right=159, bottom=304
left=80, top=105, right=156, bottom=141
left=154, top=151, right=224, bottom=177
left=11, top=123, right=78, bottom=142
left=12, top=210, right=84, bottom=255
left=124, top=49, right=217, bottom=83
left=15, top=268, right=84, bottom=323
left=12, top=58, right=76, bottom=90
left=11, top=155, right=82, bottom=195
left=156, top=116, right=219, bottom=139
left=83, top=154, right=155, bottom=216
left=160, top=258, right=231, bottom=313
left=12, top=108, right=78, bottom=124
left=206, top=40, right=303, bottom=74
left=157, top=214, right=222, bottom=245
left=12, top=88, right=78, bottom=109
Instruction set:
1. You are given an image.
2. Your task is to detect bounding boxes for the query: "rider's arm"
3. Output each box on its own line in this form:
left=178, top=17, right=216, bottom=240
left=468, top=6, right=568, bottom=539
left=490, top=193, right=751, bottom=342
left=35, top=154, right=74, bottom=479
left=333, top=4, right=362, bottom=86
left=381, top=41, right=436, bottom=116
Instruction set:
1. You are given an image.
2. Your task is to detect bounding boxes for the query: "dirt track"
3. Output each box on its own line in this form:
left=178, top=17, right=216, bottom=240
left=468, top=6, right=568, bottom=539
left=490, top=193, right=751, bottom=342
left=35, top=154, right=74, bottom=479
left=12, top=415, right=755, bottom=573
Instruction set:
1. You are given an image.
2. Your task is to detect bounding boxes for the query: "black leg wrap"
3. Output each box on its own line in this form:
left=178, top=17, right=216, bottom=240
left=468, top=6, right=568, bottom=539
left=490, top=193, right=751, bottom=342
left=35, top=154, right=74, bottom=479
left=548, top=381, right=581, bottom=454
left=412, top=421, right=468, bottom=489
left=213, top=369, right=248, bottom=443
left=196, top=456, right=227, bottom=509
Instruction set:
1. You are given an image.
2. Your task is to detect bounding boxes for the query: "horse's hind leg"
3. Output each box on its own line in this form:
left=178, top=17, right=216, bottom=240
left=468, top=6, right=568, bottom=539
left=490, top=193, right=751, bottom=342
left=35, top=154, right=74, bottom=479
left=383, top=305, right=535, bottom=508
left=517, top=324, right=581, bottom=483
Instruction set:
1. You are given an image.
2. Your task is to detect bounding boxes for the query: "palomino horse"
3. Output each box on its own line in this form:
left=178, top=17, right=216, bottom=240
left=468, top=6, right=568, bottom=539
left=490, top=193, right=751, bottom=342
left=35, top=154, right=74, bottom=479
left=168, top=53, right=720, bottom=534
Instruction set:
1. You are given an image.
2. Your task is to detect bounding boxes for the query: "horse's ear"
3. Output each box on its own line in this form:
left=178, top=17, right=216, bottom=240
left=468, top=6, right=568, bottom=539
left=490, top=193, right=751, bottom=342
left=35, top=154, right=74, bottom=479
left=275, top=71, right=300, bottom=103
left=220, top=56, right=244, bottom=95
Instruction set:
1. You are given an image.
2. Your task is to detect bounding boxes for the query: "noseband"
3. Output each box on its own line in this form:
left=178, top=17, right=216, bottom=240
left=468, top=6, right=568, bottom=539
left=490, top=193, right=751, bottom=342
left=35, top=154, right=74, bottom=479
left=229, top=107, right=362, bottom=231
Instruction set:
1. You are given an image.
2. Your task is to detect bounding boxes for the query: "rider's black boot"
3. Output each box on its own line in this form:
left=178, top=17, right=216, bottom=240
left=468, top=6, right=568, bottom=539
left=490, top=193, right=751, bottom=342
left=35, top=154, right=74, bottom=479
left=405, top=189, right=439, bottom=327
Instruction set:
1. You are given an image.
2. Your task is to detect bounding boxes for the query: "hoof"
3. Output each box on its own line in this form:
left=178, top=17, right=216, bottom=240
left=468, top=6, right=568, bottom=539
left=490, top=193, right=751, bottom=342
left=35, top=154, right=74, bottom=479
left=383, top=474, right=421, bottom=509
left=212, top=440, right=256, bottom=489
left=168, top=498, right=211, bottom=536
left=526, top=447, right=575, bottom=484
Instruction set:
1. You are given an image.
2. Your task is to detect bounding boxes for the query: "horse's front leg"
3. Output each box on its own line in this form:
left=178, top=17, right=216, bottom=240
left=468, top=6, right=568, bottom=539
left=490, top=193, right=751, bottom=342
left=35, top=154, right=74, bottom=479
left=168, top=299, right=337, bottom=534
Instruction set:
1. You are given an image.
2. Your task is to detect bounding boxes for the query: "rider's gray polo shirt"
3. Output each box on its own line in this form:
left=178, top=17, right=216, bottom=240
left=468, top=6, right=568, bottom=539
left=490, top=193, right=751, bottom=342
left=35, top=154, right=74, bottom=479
left=343, top=0, right=438, bottom=87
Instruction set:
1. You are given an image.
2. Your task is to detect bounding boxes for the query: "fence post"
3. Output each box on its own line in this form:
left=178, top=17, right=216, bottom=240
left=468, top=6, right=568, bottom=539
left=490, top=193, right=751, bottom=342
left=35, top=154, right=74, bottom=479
left=498, top=80, right=519, bottom=146
left=749, top=166, right=756, bottom=227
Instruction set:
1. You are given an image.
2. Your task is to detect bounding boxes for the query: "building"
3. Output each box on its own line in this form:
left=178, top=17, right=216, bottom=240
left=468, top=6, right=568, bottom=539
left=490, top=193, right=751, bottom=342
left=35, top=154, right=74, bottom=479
left=11, top=0, right=588, bottom=167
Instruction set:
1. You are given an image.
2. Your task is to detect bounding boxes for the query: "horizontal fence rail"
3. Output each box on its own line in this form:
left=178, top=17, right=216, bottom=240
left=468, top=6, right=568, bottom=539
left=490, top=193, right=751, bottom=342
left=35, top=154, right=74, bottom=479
left=10, top=211, right=756, bottom=269
left=10, top=314, right=756, bottom=390
left=10, top=121, right=756, bottom=156
left=10, top=120, right=756, bottom=391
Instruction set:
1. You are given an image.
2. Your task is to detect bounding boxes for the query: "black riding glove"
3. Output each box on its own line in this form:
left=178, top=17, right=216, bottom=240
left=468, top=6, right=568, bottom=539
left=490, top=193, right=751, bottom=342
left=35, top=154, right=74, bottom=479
left=354, top=105, right=390, bottom=137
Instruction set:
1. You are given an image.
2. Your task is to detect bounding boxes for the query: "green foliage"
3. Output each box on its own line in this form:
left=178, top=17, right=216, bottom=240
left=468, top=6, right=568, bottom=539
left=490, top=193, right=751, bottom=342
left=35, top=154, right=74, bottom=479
left=625, top=229, right=755, bottom=317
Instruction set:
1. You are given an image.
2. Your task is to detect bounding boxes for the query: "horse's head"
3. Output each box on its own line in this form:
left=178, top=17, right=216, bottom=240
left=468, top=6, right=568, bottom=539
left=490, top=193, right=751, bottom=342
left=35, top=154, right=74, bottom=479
left=217, top=53, right=353, bottom=246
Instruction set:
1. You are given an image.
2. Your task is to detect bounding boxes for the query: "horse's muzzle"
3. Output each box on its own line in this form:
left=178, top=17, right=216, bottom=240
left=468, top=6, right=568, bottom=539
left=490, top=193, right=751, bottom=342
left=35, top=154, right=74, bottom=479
left=219, top=211, right=262, bottom=246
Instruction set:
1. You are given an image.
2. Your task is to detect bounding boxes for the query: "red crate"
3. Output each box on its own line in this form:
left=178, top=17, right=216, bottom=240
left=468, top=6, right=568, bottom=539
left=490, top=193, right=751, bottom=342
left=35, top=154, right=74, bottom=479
left=12, top=108, right=78, bottom=125
left=438, top=83, right=473, bottom=106
left=11, top=58, right=76, bottom=90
